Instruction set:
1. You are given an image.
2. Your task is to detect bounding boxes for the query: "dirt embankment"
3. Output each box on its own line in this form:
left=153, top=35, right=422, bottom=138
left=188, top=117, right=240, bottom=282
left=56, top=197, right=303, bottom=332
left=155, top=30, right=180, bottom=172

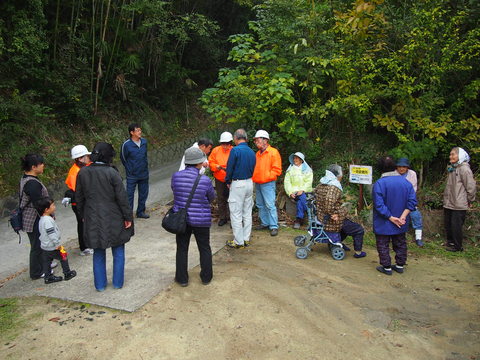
left=2, top=230, right=480, bottom=360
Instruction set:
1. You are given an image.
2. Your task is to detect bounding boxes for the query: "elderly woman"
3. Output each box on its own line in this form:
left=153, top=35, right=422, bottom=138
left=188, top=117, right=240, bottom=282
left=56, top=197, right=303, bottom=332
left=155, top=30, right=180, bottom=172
left=172, top=147, right=215, bottom=287
left=314, top=164, right=366, bottom=258
left=76, top=142, right=133, bottom=291
left=284, top=152, right=313, bottom=229
left=443, top=147, right=476, bottom=252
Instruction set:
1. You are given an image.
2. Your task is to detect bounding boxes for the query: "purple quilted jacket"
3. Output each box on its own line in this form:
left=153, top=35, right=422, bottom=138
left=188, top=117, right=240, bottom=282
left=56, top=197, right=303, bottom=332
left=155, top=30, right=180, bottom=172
left=171, top=166, right=215, bottom=227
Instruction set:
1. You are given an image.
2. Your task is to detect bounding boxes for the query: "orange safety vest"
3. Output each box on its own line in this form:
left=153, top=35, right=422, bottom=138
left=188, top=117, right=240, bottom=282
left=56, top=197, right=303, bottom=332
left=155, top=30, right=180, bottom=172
left=208, top=145, right=232, bottom=182
left=65, top=163, right=81, bottom=191
left=252, top=145, right=282, bottom=184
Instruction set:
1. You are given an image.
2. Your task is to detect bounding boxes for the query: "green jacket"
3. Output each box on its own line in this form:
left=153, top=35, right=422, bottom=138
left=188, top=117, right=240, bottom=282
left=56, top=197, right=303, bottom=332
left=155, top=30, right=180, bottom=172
left=284, top=165, right=313, bottom=196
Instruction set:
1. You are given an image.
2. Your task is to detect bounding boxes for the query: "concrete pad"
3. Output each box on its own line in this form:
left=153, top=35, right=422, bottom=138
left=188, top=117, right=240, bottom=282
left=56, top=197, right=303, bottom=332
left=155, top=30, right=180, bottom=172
left=0, top=205, right=232, bottom=312
left=0, top=159, right=234, bottom=312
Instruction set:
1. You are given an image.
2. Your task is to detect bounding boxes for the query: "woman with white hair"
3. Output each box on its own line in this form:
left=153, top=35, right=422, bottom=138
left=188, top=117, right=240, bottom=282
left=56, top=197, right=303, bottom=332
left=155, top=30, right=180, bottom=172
left=314, top=164, right=366, bottom=258
left=443, top=147, right=476, bottom=252
left=284, top=152, right=313, bottom=229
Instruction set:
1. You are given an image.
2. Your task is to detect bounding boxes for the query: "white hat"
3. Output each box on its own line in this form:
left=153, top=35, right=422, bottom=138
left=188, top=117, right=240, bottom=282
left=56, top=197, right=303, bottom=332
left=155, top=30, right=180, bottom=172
left=71, top=145, right=91, bottom=159
left=184, top=147, right=207, bottom=165
left=219, top=132, right=233, bottom=143
left=253, top=130, right=269, bottom=139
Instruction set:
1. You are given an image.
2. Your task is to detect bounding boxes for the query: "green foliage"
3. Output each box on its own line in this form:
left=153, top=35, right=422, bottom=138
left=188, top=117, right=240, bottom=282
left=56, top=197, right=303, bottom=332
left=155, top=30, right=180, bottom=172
left=201, top=0, right=480, bottom=163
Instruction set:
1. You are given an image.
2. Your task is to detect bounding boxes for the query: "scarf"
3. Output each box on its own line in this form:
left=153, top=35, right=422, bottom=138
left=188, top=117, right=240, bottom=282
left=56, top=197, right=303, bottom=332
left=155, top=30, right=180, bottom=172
left=320, top=170, right=343, bottom=191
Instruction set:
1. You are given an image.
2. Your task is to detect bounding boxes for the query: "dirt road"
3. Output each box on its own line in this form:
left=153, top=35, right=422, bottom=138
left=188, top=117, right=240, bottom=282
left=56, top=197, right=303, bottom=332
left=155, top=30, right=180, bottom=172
left=2, top=229, right=479, bottom=360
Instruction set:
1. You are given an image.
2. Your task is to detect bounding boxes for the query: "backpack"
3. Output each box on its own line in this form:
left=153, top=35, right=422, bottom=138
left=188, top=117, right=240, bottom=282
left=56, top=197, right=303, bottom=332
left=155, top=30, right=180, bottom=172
left=9, top=184, right=29, bottom=243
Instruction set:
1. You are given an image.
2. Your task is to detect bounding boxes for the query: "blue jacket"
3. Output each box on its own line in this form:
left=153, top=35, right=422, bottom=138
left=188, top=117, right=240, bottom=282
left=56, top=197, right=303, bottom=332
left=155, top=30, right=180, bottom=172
left=373, top=176, right=417, bottom=235
left=171, top=166, right=215, bottom=227
left=120, top=138, right=149, bottom=180
left=225, top=142, right=256, bottom=183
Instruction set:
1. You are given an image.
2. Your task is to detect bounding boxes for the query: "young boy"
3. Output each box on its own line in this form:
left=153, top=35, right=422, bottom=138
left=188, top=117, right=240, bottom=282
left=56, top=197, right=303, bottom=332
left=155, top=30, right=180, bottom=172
left=35, top=197, right=77, bottom=284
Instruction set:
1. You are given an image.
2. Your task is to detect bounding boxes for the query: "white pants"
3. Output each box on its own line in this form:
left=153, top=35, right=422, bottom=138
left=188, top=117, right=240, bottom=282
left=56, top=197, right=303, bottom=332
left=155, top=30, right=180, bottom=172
left=228, top=179, right=253, bottom=245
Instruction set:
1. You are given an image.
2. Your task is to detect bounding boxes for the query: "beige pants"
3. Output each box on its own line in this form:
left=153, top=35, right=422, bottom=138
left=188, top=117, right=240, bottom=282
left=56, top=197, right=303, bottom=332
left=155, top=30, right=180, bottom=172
left=228, top=179, right=253, bottom=245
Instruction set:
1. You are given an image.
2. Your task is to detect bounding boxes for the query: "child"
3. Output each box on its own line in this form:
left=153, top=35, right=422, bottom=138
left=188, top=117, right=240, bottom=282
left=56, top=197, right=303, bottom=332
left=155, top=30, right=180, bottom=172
left=35, top=197, right=77, bottom=284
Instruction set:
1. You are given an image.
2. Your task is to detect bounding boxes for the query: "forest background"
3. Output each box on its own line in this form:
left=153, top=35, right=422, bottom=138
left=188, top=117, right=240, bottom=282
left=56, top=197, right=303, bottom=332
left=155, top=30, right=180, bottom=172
left=0, top=0, right=479, bottom=212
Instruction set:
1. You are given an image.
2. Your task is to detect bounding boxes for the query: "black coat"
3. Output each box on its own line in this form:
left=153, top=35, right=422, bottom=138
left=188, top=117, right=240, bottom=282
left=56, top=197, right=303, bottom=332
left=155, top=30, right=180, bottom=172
left=76, top=163, right=134, bottom=249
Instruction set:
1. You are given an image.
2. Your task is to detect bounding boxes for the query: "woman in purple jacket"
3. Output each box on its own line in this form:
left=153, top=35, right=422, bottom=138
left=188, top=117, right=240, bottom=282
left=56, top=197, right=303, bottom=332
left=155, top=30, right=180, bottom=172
left=171, top=147, right=215, bottom=287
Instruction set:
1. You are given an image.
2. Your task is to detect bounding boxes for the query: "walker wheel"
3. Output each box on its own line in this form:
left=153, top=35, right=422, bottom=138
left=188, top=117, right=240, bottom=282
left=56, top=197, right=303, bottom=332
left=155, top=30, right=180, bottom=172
left=296, top=247, right=309, bottom=259
left=294, top=235, right=307, bottom=247
left=331, top=246, right=345, bottom=260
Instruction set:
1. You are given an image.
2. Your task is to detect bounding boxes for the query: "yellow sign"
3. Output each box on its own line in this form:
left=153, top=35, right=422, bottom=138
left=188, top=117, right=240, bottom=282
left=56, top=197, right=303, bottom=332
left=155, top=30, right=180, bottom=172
left=349, top=165, right=373, bottom=185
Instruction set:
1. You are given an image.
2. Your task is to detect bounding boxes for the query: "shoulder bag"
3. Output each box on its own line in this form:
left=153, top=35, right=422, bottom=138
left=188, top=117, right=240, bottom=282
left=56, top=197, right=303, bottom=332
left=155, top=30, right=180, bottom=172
left=162, top=174, right=201, bottom=235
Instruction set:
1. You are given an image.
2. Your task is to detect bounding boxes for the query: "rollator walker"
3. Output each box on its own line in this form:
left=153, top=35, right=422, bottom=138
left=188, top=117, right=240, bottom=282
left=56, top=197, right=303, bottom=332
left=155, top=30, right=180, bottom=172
left=293, top=193, right=346, bottom=260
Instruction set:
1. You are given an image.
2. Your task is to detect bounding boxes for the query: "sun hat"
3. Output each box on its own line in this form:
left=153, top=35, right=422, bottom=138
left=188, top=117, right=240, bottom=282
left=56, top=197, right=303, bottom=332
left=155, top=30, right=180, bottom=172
left=219, top=132, right=233, bottom=143
left=253, top=130, right=269, bottom=139
left=184, top=147, right=206, bottom=165
left=396, top=158, right=410, bottom=167
left=288, top=152, right=305, bottom=164
left=71, top=145, right=91, bottom=159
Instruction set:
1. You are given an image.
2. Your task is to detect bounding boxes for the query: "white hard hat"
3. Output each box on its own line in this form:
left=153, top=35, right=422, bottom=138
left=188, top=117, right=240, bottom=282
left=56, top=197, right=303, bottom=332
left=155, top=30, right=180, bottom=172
left=71, top=145, right=91, bottom=159
left=219, top=131, right=233, bottom=143
left=254, top=130, right=269, bottom=139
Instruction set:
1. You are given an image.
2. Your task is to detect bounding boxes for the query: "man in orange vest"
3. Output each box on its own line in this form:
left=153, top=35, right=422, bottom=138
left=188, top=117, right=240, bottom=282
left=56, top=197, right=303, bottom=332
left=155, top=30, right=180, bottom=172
left=252, top=130, right=282, bottom=236
left=208, top=132, right=233, bottom=226
left=63, top=145, right=93, bottom=255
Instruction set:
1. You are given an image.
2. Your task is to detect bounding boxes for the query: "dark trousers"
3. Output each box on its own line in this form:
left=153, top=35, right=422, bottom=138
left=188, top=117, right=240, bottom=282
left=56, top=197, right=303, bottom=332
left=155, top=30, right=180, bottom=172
left=375, top=233, right=407, bottom=268
left=340, top=219, right=365, bottom=251
left=72, top=205, right=86, bottom=251
left=127, top=178, right=149, bottom=215
left=175, top=226, right=212, bottom=284
left=444, top=208, right=466, bottom=250
left=42, top=249, right=71, bottom=276
left=27, top=217, right=43, bottom=279
left=215, top=179, right=229, bottom=221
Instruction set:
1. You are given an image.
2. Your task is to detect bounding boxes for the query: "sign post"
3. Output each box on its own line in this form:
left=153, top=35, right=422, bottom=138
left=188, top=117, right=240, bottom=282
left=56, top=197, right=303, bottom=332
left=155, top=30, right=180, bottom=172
left=349, top=165, right=373, bottom=211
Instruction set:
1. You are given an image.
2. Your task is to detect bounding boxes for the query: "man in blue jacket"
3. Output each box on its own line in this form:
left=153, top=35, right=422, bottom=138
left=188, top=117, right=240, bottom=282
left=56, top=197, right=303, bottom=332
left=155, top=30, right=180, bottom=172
left=373, top=157, right=417, bottom=275
left=120, top=123, right=150, bottom=218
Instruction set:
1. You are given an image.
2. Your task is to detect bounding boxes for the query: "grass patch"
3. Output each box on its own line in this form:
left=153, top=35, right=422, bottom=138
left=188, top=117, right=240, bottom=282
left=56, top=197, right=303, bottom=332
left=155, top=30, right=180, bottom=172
left=0, top=298, right=23, bottom=342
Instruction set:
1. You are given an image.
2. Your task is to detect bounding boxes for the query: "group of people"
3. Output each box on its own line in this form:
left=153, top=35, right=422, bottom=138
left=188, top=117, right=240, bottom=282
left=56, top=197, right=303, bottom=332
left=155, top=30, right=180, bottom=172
left=17, top=122, right=476, bottom=289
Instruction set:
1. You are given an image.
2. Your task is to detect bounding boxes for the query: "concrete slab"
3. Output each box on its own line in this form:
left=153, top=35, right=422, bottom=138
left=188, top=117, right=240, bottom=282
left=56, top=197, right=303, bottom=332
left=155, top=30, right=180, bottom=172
left=0, top=159, right=232, bottom=312
left=0, top=206, right=231, bottom=312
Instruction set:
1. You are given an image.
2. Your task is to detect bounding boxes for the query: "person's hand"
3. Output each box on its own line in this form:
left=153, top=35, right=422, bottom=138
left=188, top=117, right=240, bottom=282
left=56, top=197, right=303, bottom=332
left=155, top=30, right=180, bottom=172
left=124, top=221, right=132, bottom=229
left=389, top=216, right=403, bottom=228
left=290, top=193, right=296, bottom=199
left=202, top=161, right=208, bottom=168
left=399, top=216, right=407, bottom=224
left=216, top=165, right=222, bottom=170
left=331, top=214, right=339, bottom=221
left=297, top=191, right=304, bottom=196
left=61, top=197, right=71, bottom=207
left=227, top=184, right=231, bottom=189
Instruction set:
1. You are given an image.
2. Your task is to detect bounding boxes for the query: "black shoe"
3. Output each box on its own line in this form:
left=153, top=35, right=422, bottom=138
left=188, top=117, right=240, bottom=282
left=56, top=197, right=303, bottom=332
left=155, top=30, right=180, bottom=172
left=392, top=265, right=404, bottom=274
left=218, top=219, right=228, bottom=226
left=64, top=270, right=77, bottom=281
left=270, top=228, right=278, bottom=236
left=44, top=275, right=63, bottom=284
left=137, top=213, right=150, bottom=219
left=202, top=279, right=211, bottom=285
left=376, top=266, right=392, bottom=276
left=446, top=247, right=463, bottom=252
left=254, top=225, right=269, bottom=231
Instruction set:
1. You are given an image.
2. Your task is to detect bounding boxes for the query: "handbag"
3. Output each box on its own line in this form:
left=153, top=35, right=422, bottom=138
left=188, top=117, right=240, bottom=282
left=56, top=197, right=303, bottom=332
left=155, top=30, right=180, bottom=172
left=162, top=174, right=202, bottom=235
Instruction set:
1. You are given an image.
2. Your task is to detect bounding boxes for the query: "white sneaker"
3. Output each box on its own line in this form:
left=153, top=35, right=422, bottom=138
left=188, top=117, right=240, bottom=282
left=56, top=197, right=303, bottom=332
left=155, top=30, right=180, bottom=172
left=50, top=260, right=58, bottom=269
left=80, top=248, right=94, bottom=256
